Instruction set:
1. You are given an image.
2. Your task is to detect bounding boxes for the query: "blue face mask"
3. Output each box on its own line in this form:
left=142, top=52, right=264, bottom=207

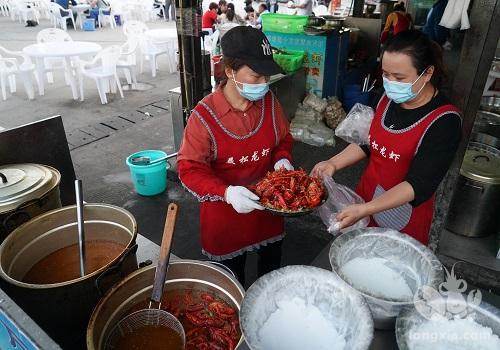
left=382, top=69, right=427, bottom=104
left=232, top=72, right=269, bottom=101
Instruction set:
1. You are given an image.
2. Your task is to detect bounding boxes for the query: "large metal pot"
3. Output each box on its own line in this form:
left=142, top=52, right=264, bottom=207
left=0, top=204, right=138, bottom=349
left=321, top=15, right=346, bottom=29
left=87, top=260, right=245, bottom=350
left=446, top=142, right=500, bottom=237
left=0, top=163, right=61, bottom=243
left=472, top=132, right=500, bottom=150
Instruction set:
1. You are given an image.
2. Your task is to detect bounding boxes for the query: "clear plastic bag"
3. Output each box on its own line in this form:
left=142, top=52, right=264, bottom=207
left=317, top=176, right=369, bottom=235
left=303, top=93, right=328, bottom=113
left=334, top=103, right=374, bottom=145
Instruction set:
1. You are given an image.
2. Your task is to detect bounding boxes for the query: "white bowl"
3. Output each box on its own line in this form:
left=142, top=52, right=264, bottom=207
left=240, top=265, right=374, bottom=350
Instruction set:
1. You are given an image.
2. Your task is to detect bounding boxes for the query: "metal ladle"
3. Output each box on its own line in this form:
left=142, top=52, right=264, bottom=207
left=105, top=203, right=185, bottom=349
left=131, top=152, right=178, bottom=166
left=74, top=180, right=86, bottom=277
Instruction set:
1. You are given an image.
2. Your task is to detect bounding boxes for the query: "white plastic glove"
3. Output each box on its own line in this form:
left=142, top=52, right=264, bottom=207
left=225, top=186, right=264, bottom=214
left=274, top=158, right=294, bottom=171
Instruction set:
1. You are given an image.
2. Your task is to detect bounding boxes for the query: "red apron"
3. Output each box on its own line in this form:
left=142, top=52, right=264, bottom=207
left=192, top=92, right=284, bottom=260
left=356, top=95, right=460, bottom=245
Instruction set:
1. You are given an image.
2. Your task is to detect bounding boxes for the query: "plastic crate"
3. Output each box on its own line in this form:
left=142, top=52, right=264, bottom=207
left=83, top=18, right=95, bottom=31
left=261, top=13, right=308, bottom=34
left=273, top=49, right=305, bottom=73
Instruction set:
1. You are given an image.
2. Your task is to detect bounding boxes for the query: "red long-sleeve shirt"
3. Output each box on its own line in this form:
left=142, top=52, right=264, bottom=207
left=178, top=86, right=293, bottom=201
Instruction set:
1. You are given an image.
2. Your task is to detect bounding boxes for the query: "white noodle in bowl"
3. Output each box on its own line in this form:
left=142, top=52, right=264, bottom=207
left=240, top=265, right=374, bottom=350
left=329, top=228, right=443, bottom=330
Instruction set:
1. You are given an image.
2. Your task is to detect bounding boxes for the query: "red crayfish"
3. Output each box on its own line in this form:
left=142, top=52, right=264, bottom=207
left=249, top=169, right=325, bottom=211
left=162, top=290, right=240, bottom=350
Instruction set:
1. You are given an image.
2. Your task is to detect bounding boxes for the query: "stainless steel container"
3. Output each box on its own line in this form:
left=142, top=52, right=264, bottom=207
left=87, top=260, right=245, bottom=350
left=472, top=132, right=500, bottom=150
left=0, top=204, right=138, bottom=349
left=474, top=110, right=500, bottom=139
left=0, top=163, right=61, bottom=243
left=446, top=142, right=500, bottom=237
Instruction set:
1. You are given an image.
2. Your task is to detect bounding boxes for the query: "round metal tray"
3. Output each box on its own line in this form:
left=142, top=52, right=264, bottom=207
left=254, top=191, right=328, bottom=217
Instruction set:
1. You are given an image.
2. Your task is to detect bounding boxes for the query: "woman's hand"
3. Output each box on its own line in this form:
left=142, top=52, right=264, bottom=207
left=311, top=159, right=336, bottom=178
left=336, top=204, right=370, bottom=230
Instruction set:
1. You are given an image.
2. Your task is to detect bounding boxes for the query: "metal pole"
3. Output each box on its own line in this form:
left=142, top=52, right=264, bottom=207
left=175, top=0, right=204, bottom=126
left=74, top=180, right=86, bottom=277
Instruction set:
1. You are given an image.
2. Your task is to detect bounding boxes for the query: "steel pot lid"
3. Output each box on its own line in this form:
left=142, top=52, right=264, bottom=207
left=0, top=163, right=60, bottom=213
left=476, top=110, right=500, bottom=126
left=461, top=143, right=500, bottom=184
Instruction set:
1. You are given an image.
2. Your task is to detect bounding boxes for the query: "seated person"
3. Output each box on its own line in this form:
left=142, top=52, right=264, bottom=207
left=87, top=0, right=111, bottom=24
left=244, top=5, right=256, bottom=24
left=256, top=3, right=269, bottom=30
left=220, top=4, right=245, bottom=24
left=202, top=2, right=219, bottom=31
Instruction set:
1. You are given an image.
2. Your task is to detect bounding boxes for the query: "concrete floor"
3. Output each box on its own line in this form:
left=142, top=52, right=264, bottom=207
left=0, top=15, right=368, bottom=288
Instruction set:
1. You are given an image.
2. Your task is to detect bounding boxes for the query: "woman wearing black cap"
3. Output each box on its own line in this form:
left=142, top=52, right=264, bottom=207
left=177, top=27, right=293, bottom=285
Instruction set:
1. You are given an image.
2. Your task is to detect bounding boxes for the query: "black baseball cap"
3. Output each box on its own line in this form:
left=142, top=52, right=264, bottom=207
left=221, top=26, right=285, bottom=76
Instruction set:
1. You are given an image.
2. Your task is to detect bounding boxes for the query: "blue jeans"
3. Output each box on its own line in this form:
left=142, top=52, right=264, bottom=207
left=88, top=7, right=110, bottom=22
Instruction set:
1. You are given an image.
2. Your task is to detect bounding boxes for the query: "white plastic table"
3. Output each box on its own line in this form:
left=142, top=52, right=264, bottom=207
left=71, top=4, right=90, bottom=30
left=145, top=29, right=178, bottom=73
left=23, top=41, right=102, bottom=100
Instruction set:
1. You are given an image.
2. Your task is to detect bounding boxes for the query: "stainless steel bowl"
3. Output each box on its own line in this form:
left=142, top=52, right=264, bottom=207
left=396, top=296, right=500, bottom=349
left=329, top=228, right=443, bottom=330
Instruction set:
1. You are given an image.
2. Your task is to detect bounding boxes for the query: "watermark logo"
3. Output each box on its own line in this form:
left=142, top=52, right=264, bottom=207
left=413, top=263, right=482, bottom=321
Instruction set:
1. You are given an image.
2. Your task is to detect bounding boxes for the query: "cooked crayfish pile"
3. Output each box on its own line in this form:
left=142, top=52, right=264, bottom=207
left=130, top=289, right=240, bottom=350
left=250, top=169, right=325, bottom=211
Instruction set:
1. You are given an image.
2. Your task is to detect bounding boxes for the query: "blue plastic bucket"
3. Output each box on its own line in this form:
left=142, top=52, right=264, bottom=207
left=83, top=18, right=95, bottom=31
left=343, top=84, right=370, bottom=112
left=126, top=150, right=169, bottom=196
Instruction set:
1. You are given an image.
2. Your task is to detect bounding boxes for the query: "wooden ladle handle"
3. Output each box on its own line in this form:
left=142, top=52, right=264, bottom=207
left=151, top=203, right=178, bottom=304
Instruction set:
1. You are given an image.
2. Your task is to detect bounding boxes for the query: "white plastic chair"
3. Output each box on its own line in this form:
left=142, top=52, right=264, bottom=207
left=78, top=45, right=124, bottom=105
left=147, top=0, right=164, bottom=21
left=108, top=0, right=130, bottom=24
left=36, top=0, right=52, bottom=20
left=138, top=36, right=169, bottom=77
left=49, top=2, right=76, bottom=30
left=98, top=6, right=116, bottom=28
left=117, top=39, right=138, bottom=87
left=203, top=29, right=221, bottom=56
left=8, top=0, right=17, bottom=21
left=0, top=45, right=36, bottom=101
left=122, top=20, right=149, bottom=38
left=12, top=0, right=37, bottom=23
left=313, top=5, right=329, bottom=16
left=0, top=0, right=10, bottom=16
left=36, top=28, right=73, bottom=84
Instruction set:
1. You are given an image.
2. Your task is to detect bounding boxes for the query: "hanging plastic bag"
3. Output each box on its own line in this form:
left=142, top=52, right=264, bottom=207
left=317, top=176, right=369, bottom=235
left=334, top=103, right=374, bottom=145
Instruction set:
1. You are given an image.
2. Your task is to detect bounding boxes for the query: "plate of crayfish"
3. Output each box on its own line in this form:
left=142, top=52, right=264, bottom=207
left=249, top=168, right=327, bottom=217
